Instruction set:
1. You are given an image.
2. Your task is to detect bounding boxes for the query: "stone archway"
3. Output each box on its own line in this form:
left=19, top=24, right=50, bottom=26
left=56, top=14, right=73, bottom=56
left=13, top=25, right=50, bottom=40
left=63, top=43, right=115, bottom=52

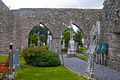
left=10, top=8, right=100, bottom=55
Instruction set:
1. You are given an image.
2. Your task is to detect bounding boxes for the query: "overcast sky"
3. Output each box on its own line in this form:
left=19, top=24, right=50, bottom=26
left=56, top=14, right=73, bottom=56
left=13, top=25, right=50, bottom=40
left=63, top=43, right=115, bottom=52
left=2, top=0, right=104, bottom=10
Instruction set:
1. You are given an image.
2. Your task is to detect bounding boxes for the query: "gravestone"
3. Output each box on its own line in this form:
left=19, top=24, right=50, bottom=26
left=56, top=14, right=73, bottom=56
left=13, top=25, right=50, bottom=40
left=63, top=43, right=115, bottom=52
left=67, top=23, right=76, bottom=57
left=48, top=35, right=52, bottom=51
left=62, top=39, right=65, bottom=49
left=13, top=49, right=20, bottom=69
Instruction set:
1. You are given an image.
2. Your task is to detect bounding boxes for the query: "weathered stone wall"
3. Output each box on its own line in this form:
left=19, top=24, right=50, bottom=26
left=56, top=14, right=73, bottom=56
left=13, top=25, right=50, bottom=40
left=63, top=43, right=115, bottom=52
left=0, top=0, right=13, bottom=53
left=102, top=0, right=120, bottom=71
left=11, top=8, right=101, bottom=50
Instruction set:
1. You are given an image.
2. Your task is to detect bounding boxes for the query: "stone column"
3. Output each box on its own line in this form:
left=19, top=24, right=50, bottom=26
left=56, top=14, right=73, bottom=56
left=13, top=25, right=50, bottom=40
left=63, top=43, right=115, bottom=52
left=48, top=35, right=52, bottom=51
left=51, top=37, right=64, bottom=65
left=51, top=38, right=61, bottom=56
left=21, top=35, right=28, bottom=51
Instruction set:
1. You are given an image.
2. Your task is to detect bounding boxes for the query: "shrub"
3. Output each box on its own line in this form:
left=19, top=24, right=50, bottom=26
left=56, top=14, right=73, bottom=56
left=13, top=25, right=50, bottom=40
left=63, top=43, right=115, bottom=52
left=22, top=46, right=61, bottom=67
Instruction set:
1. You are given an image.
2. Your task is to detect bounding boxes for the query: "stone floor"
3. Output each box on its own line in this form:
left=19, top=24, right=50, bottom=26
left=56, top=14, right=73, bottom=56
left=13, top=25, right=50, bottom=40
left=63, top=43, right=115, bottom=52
left=62, top=54, right=120, bottom=80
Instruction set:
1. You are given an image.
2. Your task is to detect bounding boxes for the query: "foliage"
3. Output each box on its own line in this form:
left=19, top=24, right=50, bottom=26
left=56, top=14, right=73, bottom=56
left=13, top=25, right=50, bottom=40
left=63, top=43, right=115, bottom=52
left=61, top=27, right=76, bottom=47
left=77, top=55, right=88, bottom=61
left=29, top=33, right=44, bottom=46
left=22, top=46, right=61, bottom=67
left=74, top=30, right=83, bottom=47
left=28, top=25, right=49, bottom=45
left=61, top=31, right=70, bottom=47
left=30, top=33, right=38, bottom=46
left=77, top=48, right=84, bottom=54
left=61, top=28, right=83, bottom=47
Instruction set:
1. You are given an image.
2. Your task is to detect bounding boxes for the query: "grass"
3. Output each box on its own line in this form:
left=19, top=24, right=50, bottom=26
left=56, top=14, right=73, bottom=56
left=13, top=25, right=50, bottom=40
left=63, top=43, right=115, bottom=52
left=77, top=55, right=88, bottom=61
left=61, top=52, right=67, bottom=54
left=76, top=51, right=84, bottom=54
left=0, top=55, right=86, bottom=80
left=77, top=48, right=84, bottom=54
left=61, top=48, right=84, bottom=54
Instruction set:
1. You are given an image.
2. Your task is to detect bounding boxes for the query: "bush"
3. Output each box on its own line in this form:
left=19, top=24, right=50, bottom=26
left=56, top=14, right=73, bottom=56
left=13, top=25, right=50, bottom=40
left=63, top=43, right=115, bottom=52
left=22, top=46, right=61, bottom=67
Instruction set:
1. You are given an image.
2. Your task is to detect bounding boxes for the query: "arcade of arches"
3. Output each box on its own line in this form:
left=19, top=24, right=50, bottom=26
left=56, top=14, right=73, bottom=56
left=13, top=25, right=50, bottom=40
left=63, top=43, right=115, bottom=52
left=0, top=0, right=120, bottom=71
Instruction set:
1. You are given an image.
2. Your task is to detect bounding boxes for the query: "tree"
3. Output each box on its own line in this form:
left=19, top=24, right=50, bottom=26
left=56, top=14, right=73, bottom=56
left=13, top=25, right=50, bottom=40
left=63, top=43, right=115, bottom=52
left=28, top=24, right=50, bottom=45
left=62, top=31, right=70, bottom=47
left=61, top=27, right=76, bottom=47
left=30, top=33, right=38, bottom=46
left=74, top=30, right=83, bottom=47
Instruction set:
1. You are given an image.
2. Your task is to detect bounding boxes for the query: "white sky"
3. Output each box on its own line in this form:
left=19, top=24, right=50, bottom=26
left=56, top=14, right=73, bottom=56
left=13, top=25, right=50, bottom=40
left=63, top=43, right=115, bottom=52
left=2, top=0, right=104, bottom=10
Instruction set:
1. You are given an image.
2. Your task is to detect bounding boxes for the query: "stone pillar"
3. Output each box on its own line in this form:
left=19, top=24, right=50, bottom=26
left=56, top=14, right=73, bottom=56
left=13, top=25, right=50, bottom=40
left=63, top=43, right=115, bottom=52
left=51, top=38, right=61, bottom=56
left=47, top=35, right=52, bottom=51
left=21, top=35, right=28, bottom=51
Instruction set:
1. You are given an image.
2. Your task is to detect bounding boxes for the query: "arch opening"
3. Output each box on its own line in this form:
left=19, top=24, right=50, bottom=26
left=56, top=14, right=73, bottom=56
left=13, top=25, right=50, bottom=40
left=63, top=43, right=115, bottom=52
left=61, top=23, right=87, bottom=55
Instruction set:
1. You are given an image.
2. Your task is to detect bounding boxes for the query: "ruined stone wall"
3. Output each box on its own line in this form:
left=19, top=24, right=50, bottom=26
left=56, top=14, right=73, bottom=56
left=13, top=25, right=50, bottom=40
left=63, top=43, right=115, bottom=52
left=102, top=0, right=120, bottom=71
left=0, top=0, right=13, bottom=53
left=11, top=8, right=101, bottom=49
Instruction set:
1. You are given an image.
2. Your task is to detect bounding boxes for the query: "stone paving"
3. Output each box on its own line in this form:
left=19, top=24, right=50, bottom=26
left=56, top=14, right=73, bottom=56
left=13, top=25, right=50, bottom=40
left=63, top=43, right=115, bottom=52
left=63, top=54, right=120, bottom=80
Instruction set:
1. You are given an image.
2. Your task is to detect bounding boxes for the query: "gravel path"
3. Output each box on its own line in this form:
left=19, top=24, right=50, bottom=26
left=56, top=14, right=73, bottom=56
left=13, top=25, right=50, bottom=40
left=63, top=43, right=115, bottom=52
left=62, top=54, right=120, bottom=80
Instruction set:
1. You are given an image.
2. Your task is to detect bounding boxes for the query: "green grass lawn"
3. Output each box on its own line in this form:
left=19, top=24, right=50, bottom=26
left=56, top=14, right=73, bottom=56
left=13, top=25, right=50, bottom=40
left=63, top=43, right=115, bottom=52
left=0, top=55, right=86, bottom=80
left=77, top=55, right=88, bottom=61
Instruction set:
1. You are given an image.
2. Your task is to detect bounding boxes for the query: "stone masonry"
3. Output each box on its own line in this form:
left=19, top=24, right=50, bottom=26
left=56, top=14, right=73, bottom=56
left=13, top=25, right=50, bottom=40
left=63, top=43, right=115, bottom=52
left=0, top=0, right=120, bottom=71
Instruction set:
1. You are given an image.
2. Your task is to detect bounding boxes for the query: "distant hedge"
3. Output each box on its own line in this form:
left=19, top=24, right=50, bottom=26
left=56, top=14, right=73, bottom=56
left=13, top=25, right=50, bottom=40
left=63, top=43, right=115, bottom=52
left=22, top=46, right=61, bottom=67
